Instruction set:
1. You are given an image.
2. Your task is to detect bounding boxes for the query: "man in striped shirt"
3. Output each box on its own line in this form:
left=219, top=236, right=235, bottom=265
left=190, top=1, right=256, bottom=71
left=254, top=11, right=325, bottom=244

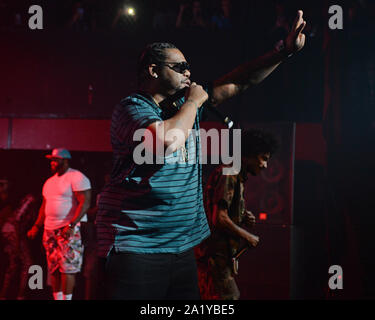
left=97, top=11, right=306, bottom=299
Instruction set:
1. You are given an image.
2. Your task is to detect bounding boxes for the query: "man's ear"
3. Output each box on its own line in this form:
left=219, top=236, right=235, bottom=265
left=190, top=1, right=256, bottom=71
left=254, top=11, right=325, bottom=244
left=148, top=64, right=159, bottom=79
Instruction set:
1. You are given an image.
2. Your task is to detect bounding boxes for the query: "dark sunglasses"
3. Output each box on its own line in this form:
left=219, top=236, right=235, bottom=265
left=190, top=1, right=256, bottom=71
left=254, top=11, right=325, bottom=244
left=161, top=61, right=190, bottom=74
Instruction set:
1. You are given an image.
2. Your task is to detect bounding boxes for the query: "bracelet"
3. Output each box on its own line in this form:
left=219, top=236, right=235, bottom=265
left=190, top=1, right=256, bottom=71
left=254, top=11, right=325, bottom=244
left=186, top=99, right=199, bottom=109
left=274, top=39, right=293, bottom=59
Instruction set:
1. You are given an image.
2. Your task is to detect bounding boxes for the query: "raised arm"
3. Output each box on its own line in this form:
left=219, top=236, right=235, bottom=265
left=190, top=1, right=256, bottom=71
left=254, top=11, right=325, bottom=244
left=211, top=10, right=306, bottom=107
left=146, top=82, right=208, bottom=154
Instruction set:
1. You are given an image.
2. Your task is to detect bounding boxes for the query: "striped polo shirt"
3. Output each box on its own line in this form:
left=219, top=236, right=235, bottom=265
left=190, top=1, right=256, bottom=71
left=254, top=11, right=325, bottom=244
left=96, top=92, right=210, bottom=256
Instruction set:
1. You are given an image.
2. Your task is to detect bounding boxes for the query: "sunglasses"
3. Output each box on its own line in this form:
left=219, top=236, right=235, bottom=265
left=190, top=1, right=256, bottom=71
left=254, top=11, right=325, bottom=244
left=161, top=61, right=190, bottom=74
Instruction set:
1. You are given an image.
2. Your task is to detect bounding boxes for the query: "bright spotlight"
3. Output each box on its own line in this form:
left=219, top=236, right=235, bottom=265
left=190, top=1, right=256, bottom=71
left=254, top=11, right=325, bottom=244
left=126, top=7, right=135, bottom=16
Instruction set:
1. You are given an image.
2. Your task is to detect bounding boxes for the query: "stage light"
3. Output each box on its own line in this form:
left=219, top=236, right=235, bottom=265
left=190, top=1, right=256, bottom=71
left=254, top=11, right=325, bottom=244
left=126, top=7, right=135, bottom=16
left=259, top=213, right=268, bottom=220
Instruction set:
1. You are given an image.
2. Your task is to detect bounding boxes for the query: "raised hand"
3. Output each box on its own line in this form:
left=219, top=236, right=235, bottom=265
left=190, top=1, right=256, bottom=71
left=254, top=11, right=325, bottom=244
left=285, top=10, right=306, bottom=54
left=243, top=210, right=256, bottom=228
left=185, top=82, right=208, bottom=108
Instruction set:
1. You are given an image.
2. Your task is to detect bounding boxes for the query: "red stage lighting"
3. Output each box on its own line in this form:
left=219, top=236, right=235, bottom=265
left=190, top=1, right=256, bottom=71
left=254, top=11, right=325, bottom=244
left=259, top=213, right=268, bottom=220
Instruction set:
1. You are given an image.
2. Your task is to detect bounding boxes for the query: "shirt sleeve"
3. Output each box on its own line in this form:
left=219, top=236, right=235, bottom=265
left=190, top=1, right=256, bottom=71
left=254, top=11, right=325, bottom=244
left=208, top=168, right=236, bottom=211
left=71, top=171, right=91, bottom=192
left=112, top=97, right=162, bottom=147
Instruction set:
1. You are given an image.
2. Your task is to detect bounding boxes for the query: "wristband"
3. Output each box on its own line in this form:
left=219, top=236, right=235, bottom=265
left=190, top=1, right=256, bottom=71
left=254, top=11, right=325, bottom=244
left=275, top=39, right=293, bottom=58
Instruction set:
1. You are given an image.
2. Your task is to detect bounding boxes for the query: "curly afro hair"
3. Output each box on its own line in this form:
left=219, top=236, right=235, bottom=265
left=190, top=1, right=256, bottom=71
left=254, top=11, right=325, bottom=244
left=241, top=129, right=279, bottom=158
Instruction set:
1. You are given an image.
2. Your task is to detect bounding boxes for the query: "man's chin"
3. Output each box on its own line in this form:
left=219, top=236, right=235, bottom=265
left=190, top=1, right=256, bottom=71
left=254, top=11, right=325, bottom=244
left=174, top=82, right=190, bottom=93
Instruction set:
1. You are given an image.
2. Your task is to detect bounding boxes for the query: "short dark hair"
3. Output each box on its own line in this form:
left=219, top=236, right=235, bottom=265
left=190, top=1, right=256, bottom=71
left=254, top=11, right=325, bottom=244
left=241, top=129, right=279, bottom=158
left=137, top=42, right=178, bottom=85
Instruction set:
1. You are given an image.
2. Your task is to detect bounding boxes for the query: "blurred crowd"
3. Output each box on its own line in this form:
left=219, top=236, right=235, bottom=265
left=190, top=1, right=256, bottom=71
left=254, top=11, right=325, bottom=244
left=0, top=0, right=374, bottom=47
left=1, top=0, right=375, bottom=34
left=0, top=0, right=374, bottom=52
left=0, top=0, right=324, bottom=34
left=0, top=0, right=238, bottom=32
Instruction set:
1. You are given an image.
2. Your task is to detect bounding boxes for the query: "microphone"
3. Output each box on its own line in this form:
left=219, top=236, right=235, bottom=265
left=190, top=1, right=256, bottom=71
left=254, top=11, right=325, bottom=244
left=159, top=87, right=234, bottom=129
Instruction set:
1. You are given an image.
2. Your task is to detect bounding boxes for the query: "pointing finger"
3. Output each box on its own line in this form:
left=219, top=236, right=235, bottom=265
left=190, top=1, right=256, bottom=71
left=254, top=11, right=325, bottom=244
left=292, top=10, right=303, bottom=32
left=296, top=20, right=306, bottom=36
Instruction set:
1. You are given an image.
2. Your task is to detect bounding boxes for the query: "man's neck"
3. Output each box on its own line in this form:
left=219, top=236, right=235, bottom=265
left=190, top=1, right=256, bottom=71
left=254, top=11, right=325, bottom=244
left=57, top=167, right=69, bottom=176
left=138, top=84, right=169, bottom=106
left=152, top=93, right=166, bottom=105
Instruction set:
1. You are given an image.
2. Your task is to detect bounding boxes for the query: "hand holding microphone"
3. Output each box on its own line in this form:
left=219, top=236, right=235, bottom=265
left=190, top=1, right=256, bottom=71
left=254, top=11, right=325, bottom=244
left=184, top=82, right=208, bottom=109
left=159, top=82, right=234, bottom=129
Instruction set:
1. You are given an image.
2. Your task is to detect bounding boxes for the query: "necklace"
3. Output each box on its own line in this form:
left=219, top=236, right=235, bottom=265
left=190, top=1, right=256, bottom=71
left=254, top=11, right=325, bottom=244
left=180, top=144, right=188, bottom=162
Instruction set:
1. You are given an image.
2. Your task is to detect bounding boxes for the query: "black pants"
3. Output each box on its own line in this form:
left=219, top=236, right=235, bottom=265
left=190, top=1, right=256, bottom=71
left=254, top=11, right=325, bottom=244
left=105, top=248, right=201, bottom=300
